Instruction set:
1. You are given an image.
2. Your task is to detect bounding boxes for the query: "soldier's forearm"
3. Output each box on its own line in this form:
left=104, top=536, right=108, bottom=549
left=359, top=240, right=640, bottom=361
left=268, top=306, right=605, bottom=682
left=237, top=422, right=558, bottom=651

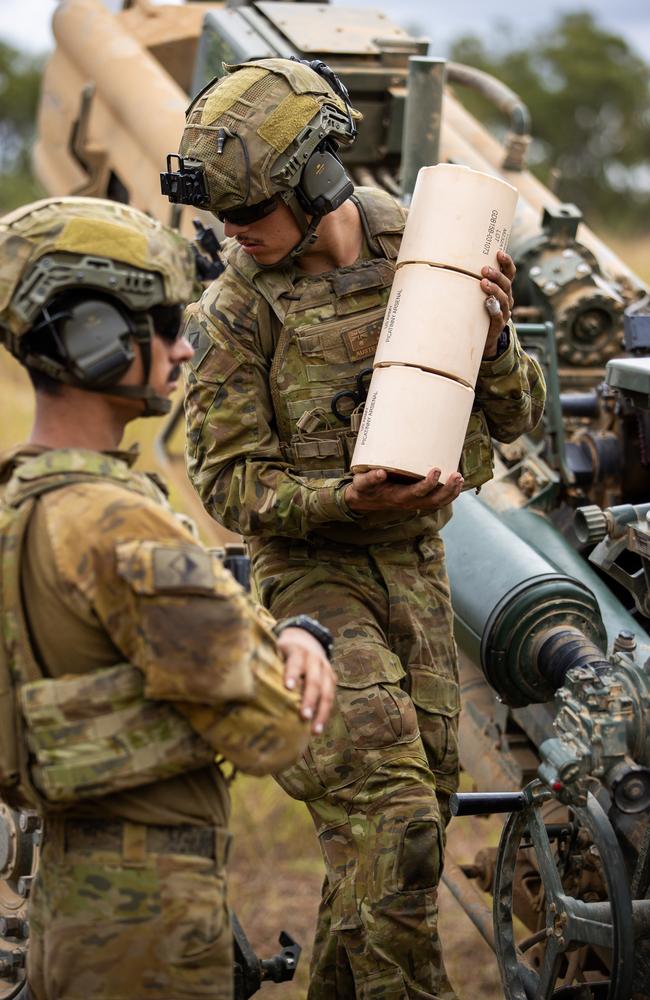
left=475, top=326, right=546, bottom=441
left=204, top=462, right=358, bottom=538
left=176, top=639, right=310, bottom=774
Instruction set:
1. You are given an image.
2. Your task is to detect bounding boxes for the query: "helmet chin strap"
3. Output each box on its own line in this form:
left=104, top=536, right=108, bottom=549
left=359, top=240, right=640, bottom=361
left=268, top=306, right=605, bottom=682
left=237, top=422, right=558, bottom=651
left=254, top=191, right=323, bottom=271
left=100, top=383, right=172, bottom=417
left=105, top=315, right=172, bottom=417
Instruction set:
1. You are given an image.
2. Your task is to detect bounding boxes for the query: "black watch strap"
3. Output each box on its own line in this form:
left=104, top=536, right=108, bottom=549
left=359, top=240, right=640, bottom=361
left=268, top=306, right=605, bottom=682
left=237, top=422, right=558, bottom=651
left=274, top=615, right=333, bottom=657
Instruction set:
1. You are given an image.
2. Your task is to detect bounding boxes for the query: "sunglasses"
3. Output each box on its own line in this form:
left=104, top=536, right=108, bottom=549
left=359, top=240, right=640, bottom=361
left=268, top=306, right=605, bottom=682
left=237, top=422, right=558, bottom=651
left=217, top=195, right=280, bottom=226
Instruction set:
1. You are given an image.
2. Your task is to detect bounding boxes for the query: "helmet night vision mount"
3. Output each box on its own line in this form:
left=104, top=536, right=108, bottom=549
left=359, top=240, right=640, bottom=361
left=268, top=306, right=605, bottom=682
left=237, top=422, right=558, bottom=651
left=162, top=57, right=359, bottom=265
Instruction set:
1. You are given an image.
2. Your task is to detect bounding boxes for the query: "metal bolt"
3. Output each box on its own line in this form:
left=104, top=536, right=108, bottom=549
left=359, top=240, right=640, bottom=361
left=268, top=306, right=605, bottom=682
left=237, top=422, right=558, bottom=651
left=529, top=266, right=542, bottom=277
left=613, top=629, right=637, bottom=653
left=624, top=778, right=645, bottom=801
left=544, top=282, right=559, bottom=295
left=562, top=249, right=575, bottom=258
left=576, top=263, right=592, bottom=276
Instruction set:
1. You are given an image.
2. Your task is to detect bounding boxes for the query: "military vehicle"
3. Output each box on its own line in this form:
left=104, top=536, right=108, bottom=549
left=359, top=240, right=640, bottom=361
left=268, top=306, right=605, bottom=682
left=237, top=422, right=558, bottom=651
left=0, top=0, right=648, bottom=997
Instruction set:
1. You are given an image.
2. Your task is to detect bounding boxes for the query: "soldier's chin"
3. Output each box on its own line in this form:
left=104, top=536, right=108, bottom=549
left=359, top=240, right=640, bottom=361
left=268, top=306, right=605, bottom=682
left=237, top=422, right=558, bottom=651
left=249, top=246, right=287, bottom=265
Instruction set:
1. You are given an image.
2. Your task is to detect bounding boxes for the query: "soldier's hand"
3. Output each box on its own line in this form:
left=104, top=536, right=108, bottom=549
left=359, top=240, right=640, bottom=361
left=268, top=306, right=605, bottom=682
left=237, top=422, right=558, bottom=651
left=345, top=467, right=463, bottom=513
left=277, top=628, right=336, bottom=735
left=481, top=249, right=515, bottom=357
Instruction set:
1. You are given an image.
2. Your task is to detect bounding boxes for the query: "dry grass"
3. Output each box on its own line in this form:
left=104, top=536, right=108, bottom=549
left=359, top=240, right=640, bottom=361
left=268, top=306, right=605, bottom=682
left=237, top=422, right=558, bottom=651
left=227, top=774, right=505, bottom=999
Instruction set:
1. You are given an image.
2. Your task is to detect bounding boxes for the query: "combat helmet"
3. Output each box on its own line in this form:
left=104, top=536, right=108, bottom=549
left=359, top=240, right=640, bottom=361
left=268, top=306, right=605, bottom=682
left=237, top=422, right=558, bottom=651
left=0, top=196, right=198, bottom=415
left=161, top=58, right=361, bottom=263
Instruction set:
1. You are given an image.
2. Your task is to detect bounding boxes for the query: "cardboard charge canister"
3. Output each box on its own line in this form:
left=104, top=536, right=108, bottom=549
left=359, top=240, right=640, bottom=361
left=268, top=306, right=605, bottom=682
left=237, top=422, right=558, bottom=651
left=351, top=365, right=475, bottom=481
left=373, top=264, right=490, bottom=386
left=397, top=164, right=518, bottom=277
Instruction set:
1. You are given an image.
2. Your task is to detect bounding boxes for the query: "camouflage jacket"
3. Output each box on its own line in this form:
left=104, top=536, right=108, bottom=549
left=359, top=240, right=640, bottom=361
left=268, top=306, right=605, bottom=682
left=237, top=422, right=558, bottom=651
left=184, top=187, right=546, bottom=545
left=0, top=445, right=308, bottom=822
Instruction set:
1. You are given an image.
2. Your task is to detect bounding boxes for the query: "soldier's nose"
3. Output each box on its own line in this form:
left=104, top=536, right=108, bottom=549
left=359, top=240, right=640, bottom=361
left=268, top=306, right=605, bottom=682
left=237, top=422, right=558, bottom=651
left=173, top=336, right=194, bottom=362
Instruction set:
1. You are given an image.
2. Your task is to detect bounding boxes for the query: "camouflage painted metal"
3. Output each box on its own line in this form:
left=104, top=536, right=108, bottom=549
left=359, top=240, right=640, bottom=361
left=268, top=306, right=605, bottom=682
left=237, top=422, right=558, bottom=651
left=0, top=196, right=197, bottom=344
left=180, top=58, right=360, bottom=214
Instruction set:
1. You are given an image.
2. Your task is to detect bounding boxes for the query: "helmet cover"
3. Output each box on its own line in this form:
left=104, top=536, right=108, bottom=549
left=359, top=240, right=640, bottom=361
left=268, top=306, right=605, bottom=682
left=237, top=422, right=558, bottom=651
left=179, top=58, right=361, bottom=216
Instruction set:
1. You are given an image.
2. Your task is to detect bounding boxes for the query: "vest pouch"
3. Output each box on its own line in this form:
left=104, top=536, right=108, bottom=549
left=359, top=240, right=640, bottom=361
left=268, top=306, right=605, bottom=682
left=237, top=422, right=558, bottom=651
left=20, top=663, right=214, bottom=803
left=288, top=429, right=348, bottom=478
left=460, top=410, right=495, bottom=492
left=341, top=426, right=360, bottom=466
left=0, top=502, right=43, bottom=808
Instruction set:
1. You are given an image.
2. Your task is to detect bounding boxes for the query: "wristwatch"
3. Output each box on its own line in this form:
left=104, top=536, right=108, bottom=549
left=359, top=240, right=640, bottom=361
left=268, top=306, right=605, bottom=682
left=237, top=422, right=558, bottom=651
left=274, top=615, right=334, bottom=657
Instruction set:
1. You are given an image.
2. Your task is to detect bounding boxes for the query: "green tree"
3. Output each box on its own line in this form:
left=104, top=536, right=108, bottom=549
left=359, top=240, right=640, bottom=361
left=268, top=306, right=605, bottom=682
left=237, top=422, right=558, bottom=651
left=449, top=13, right=650, bottom=233
left=0, top=40, right=46, bottom=211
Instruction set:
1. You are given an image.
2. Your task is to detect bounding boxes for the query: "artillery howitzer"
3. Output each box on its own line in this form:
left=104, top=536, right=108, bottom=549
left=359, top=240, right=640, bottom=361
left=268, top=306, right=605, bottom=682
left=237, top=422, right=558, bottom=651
left=441, top=357, right=650, bottom=996
left=0, top=0, right=647, bottom=996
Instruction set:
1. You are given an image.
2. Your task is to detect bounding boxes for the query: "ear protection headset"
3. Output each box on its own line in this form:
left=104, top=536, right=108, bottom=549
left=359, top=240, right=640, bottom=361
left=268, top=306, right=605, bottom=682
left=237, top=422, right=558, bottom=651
left=26, top=296, right=172, bottom=416
left=55, top=298, right=136, bottom=385
left=294, top=145, right=354, bottom=217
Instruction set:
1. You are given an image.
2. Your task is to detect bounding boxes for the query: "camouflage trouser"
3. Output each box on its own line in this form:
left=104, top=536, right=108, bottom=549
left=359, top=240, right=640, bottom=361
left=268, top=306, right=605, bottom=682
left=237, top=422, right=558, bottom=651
left=28, top=818, right=233, bottom=1000
left=251, top=532, right=461, bottom=1000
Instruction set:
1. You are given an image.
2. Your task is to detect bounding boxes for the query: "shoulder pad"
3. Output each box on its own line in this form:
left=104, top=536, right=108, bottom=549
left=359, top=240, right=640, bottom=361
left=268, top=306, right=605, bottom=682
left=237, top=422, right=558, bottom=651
left=352, top=187, right=406, bottom=259
left=4, top=450, right=166, bottom=509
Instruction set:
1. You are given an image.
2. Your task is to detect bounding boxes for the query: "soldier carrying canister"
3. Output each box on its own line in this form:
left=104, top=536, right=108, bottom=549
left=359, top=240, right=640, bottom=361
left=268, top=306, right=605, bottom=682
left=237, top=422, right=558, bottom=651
left=165, top=57, right=546, bottom=1000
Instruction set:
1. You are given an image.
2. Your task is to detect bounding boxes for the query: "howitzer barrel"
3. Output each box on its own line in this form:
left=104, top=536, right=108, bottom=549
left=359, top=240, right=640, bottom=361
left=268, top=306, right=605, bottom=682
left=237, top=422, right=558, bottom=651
left=443, top=493, right=607, bottom=706
left=40, top=0, right=187, bottom=215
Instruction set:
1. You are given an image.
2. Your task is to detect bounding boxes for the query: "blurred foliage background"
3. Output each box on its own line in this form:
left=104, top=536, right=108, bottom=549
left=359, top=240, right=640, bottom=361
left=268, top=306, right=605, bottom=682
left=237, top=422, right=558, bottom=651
left=449, top=12, right=650, bottom=235
left=0, top=41, right=45, bottom=211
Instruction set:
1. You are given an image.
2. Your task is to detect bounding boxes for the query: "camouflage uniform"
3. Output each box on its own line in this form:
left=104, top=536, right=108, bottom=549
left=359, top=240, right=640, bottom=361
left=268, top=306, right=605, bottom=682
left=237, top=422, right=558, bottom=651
left=184, top=183, right=546, bottom=999
left=0, top=445, right=309, bottom=1000
left=0, top=197, right=310, bottom=1000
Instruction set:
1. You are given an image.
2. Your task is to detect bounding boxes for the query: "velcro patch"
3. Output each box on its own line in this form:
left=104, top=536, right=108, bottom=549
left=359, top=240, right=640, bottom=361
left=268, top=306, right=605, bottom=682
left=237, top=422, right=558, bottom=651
left=116, top=540, right=219, bottom=595
left=55, top=220, right=149, bottom=273
left=187, top=324, right=215, bottom=370
left=342, top=319, right=382, bottom=361
left=153, top=546, right=215, bottom=592
left=201, top=66, right=269, bottom=125
left=257, top=94, right=321, bottom=153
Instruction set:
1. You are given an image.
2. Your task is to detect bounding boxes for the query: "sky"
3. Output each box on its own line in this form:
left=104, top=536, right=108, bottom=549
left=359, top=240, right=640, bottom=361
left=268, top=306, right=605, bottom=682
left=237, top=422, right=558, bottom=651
left=1, top=0, right=649, bottom=63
